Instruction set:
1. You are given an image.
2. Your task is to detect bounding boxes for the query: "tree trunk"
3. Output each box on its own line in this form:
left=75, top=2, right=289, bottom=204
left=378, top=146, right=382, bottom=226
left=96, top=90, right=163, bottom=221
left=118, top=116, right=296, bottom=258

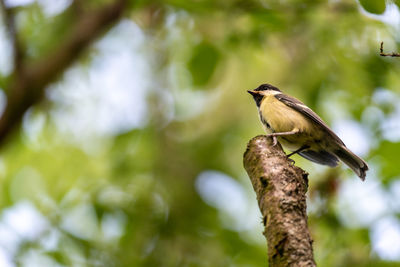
left=243, top=135, right=316, bottom=267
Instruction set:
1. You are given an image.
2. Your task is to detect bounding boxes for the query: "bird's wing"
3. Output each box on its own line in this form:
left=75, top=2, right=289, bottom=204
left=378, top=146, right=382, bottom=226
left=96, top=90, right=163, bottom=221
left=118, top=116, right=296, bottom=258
left=274, top=93, right=345, bottom=146
left=298, top=150, right=339, bottom=167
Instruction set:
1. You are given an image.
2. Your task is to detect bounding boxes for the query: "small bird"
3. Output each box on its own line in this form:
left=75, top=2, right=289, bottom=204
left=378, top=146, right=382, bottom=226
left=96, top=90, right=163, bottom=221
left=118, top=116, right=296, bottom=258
left=248, top=83, right=369, bottom=180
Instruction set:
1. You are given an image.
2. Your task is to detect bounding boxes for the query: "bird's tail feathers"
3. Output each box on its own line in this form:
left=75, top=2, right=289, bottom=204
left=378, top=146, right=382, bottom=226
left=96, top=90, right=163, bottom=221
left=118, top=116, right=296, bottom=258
left=334, top=146, right=368, bottom=181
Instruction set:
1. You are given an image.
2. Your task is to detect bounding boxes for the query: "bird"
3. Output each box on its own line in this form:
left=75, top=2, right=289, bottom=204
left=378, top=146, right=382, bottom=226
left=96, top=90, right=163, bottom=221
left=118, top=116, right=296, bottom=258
left=247, top=83, right=369, bottom=180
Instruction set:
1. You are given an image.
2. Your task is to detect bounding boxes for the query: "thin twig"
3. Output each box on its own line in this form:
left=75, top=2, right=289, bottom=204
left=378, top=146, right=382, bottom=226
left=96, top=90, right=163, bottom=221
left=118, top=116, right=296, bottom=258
left=380, top=42, right=400, bottom=57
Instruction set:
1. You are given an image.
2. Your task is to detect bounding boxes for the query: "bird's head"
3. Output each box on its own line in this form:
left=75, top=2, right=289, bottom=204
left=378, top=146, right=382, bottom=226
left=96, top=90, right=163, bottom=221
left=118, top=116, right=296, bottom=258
left=247, top=84, right=281, bottom=107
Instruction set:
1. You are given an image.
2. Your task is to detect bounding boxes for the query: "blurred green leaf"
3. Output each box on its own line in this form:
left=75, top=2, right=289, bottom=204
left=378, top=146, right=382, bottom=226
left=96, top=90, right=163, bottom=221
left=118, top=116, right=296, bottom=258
left=188, top=42, right=220, bottom=87
left=395, top=0, right=400, bottom=9
left=374, top=141, right=400, bottom=183
left=359, top=0, right=386, bottom=14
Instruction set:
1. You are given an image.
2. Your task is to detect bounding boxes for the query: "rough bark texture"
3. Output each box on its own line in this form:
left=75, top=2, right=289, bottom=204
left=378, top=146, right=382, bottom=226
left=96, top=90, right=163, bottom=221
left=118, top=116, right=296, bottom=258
left=243, top=135, right=316, bottom=267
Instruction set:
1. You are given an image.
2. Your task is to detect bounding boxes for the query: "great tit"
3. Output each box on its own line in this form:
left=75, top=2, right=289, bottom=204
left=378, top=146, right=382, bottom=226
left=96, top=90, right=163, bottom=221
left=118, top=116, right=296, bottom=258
left=248, top=83, right=368, bottom=180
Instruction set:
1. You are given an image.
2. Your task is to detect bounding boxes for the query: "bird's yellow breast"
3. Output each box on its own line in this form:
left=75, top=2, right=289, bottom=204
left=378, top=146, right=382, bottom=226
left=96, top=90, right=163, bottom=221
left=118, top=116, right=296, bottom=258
left=259, top=94, right=321, bottom=151
left=260, top=94, right=312, bottom=132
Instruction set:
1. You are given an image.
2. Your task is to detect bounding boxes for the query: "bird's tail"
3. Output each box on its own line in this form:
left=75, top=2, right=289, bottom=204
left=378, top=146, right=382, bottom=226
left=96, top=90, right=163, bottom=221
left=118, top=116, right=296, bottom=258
left=334, top=146, right=369, bottom=181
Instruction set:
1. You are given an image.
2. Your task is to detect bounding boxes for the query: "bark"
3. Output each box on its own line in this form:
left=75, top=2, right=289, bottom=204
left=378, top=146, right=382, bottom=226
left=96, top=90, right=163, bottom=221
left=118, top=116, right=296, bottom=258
left=243, top=135, right=316, bottom=267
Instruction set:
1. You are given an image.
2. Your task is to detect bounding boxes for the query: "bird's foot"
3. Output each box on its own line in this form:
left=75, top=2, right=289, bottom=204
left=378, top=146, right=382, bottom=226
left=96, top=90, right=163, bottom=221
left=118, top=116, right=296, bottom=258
left=270, top=135, right=278, bottom=146
left=287, top=157, right=295, bottom=166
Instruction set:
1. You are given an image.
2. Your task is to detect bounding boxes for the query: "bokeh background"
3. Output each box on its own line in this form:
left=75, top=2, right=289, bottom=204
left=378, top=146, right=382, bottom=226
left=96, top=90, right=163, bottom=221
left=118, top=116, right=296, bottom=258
left=0, top=0, right=399, bottom=266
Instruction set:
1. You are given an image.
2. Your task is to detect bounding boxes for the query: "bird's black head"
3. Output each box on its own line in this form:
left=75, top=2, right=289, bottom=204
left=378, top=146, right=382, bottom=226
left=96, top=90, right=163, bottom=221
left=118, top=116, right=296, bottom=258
left=247, top=84, right=281, bottom=107
left=254, top=84, right=281, bottom=92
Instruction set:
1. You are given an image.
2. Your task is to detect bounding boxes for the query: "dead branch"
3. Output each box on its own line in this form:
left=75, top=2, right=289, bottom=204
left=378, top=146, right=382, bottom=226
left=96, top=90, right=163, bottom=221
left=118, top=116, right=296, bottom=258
left=243, top=135, right=316, bottom=267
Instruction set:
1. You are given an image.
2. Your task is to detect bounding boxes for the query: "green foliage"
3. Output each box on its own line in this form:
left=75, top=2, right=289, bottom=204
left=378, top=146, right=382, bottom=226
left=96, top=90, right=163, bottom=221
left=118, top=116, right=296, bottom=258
left=18, top=3, right=76, bottom=59
left=0, top=0, right=399, bottom=266
left=373, top=141, right=400, bottom=183
left=359, top=0, right=386, bottom=14
left=188, top=42, right=220, bottom=86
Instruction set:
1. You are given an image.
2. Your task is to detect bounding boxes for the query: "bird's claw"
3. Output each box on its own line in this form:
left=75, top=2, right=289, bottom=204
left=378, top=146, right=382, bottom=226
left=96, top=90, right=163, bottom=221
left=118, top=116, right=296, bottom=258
left=266, top=134, right=278, bottom=146
left=287, top=157, right=295, bottom=166
left=272, top=136, right=278, bottom=146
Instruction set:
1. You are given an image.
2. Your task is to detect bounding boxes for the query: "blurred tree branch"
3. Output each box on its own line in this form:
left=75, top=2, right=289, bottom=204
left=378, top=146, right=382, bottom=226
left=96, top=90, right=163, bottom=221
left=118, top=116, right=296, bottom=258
left=0, top=0, right=22, bottom=71
left=0, top=0, right=127, bottom=147
left=380, top=42, right=400, bottom=57
left=243, top=135, right=315, bottom=267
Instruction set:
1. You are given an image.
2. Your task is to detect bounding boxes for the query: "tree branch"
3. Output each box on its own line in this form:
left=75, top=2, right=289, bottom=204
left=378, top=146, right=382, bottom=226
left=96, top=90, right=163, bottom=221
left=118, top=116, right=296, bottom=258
left=380, top=42, right=400, bottom=57
left=0, top=0, right=23, bottom=71
left=0, top=0, right=127, bottom=147
left=243, top=135, right=316, bottom=267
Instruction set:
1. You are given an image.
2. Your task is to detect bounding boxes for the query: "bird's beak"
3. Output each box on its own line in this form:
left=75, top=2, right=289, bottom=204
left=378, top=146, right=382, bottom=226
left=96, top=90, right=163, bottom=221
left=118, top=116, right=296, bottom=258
left=247, top=90, right=258, bottom=96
